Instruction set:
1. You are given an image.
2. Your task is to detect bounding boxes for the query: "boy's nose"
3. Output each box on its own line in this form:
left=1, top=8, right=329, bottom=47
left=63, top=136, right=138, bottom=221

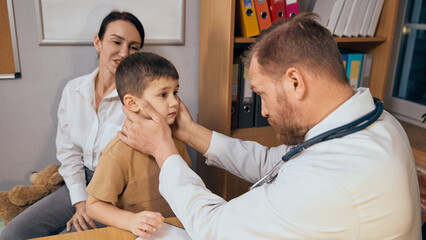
left=170, top=96, right=179, bottom=107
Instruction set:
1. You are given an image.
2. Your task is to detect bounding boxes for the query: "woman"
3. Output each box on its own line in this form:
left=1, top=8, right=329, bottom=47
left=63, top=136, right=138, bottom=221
left=0, top=11, right=161, bottom=239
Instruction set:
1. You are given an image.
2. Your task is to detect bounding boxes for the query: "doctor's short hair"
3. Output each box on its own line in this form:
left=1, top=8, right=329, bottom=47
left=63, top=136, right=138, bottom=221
left=115, top=52, right=179, bottom=104
left=243, top=12, right=348, bottom=85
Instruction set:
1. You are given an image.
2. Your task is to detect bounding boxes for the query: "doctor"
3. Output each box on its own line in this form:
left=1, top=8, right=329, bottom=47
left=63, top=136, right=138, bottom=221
left=119, top=13, right=421, bottom=239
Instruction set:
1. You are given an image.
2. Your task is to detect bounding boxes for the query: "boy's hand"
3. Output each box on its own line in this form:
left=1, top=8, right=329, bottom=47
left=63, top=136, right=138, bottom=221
left=118, top=101, right=179, bottom=168
left=127, top=211, right=164, bottom=238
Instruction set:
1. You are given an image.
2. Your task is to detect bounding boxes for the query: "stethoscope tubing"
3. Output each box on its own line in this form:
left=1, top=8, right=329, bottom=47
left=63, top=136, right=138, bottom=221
left=250, top=97, right=384, bottom=190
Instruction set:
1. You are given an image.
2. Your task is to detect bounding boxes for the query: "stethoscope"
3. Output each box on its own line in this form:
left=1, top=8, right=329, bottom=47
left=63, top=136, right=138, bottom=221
left=249, top=97, right=384, bottom=190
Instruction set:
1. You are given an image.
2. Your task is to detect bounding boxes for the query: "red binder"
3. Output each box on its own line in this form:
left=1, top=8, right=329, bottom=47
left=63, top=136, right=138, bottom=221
left=254, top=0, right=272, bottom=32
left=267, top=0, right=286, bottom=23
left=284, top=0, right=299, bottom=18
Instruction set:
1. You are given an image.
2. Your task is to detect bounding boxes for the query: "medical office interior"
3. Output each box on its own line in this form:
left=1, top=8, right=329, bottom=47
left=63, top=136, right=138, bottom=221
left=0, top=0, right=425, bottom=234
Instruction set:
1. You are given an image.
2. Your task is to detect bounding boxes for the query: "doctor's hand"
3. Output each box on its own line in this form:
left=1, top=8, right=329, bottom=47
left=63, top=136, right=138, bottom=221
left=171, top=100, right=196, bottom=143
left=172, top=100, right=213, bottom=155
left=118, top=101, right=179, bottom=168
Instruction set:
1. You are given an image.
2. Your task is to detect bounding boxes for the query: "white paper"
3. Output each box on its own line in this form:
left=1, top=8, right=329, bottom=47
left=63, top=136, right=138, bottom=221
left=135, top=223, right=191, bottom=240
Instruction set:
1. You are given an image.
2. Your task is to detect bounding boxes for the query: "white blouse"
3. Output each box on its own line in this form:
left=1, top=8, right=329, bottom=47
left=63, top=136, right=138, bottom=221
left=56, top=68, right=125, bottom=205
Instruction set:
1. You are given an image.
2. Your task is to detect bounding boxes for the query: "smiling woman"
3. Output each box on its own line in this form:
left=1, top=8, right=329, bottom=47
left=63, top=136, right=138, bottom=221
left=0, top=11, right=145, bottom=240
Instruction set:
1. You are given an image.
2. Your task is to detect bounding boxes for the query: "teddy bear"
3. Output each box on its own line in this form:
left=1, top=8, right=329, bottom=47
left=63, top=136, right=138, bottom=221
left=0, top=164, right=64, bottom=225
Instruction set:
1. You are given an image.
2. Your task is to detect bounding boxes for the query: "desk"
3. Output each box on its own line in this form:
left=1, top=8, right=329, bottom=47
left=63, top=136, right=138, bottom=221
left=30, top=217, right=184, bottom=240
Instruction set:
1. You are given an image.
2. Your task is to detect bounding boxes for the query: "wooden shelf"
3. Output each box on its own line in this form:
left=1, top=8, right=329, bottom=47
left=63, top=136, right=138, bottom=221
left=231, top=126, right=281, bottom=147
left=199, top=0, right=400, bottom=200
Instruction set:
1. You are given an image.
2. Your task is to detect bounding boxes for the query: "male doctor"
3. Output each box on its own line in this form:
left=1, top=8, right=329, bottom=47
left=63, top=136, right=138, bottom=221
left=119, top=13, right=421, bottom=239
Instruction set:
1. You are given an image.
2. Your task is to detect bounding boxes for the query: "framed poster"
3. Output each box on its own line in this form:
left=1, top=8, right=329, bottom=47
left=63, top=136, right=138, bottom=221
left=35, top=0, right=185, bottom=45
left=0, top=0, right=21, bottom=79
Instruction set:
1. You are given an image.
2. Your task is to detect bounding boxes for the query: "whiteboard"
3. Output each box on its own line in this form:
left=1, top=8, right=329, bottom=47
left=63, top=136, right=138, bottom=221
left=35, top=0, right=185, bottom=45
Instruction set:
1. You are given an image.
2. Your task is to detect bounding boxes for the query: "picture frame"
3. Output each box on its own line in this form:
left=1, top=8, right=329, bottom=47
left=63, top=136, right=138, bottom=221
left=0, top=0, right=21, bottom=79
left=35, top=0, right=185, bottom=45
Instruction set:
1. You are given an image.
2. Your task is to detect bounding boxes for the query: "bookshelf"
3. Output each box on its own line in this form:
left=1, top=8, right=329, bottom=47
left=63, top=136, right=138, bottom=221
left=198, top=0, right=400, bottom=200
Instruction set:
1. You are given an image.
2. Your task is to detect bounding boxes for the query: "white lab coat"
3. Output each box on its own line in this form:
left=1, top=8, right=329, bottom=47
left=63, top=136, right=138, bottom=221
left=159, top=88, right=421, bottom=239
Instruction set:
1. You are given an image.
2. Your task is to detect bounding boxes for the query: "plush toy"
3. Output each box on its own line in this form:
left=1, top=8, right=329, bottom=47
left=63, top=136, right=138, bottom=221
left=0, top=165, right=64, bottom=225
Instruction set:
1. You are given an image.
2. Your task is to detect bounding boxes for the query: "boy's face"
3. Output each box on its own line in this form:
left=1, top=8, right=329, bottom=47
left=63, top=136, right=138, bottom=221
left=137, top=77, right=180, bottom=125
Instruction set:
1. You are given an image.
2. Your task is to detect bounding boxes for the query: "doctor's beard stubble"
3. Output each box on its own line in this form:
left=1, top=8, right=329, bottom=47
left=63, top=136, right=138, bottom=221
left=268, top=89, right=307, bottom=146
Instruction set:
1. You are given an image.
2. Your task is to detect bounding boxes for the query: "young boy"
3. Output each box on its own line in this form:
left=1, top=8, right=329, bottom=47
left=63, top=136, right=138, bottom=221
left=86, top=52, right=191, bottom=237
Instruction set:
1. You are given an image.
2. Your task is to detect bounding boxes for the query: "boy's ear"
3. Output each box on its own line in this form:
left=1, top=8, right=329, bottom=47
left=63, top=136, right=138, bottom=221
left=123, top=94, right=140, bottom=113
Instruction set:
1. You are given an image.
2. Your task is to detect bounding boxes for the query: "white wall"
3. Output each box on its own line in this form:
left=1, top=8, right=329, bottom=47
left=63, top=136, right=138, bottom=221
left=0, top=0, right=199, bottom=190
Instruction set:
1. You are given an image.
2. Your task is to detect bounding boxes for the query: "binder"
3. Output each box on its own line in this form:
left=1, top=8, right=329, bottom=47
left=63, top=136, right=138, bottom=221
left=284, top=0, right=299, bottom=18
left=327, top=0, right=345, bottom=34
left=351, top=0, right=369, bottom=36
left=254, top=94, right=269, bottom=127
left=359, top=53, right=373, bottom=88
left=267, top=0, right=286, bottom=23
left=341, top=53, right=349, bottom=70
left=345, top=52, right=363, bottom=89
left=236, top=0, right=260, bottom=37
left=359, top=0, right=377, bottom=37
left=333, top=0, right=354, bottom=37
left=367, top=0, right=384, bottom=37
left=237, top=61, right=255, bottom=128
left=342, top=0, right=362, bottom=37
left=254, top=0, right=272, bottom=32
left=231, top=63, right=240, bottom=129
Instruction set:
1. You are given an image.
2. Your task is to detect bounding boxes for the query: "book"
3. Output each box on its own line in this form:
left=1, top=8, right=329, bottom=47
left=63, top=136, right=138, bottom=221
left=367, top=0, right=384, bottom=37
left=342, top=0, right=362, bottom=37
left=333, top=0, right=354, bottom=37
left=351, top=0, right=370, bottom=36
left=359, top=53, right=373, bottom=88
left=311, top=0, right=337, bottom=28
left=359, top=0, right=377, bottom=37
left=327, top=0, right=345, bottom=34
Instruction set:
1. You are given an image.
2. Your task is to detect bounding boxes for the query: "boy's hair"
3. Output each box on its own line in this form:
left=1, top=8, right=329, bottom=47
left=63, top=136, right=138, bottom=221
left=116, top=52, right=179, bottom=104
left=243, top=12, right=348, bottom=85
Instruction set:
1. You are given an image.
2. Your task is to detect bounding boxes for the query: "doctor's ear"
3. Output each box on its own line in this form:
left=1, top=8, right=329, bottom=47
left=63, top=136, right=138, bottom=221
left=285, top=67, right=306, bottom=100
left=123, top=94, right=140, bottom=113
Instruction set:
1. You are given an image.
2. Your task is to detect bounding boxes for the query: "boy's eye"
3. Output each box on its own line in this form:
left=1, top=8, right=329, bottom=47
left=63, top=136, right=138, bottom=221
left=173, top=90, right=179, bottom=95
left=113, top=41, right=121, bottom=45
left=160, top=93, right=167, bottom=98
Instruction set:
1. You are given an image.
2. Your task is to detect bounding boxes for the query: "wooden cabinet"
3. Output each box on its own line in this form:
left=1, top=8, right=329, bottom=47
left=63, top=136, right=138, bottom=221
left=197, top=0, right=400, bottom=200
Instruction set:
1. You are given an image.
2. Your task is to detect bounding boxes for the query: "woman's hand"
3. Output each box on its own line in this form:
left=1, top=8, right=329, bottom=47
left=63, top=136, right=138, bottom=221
left=126, top=211, right=164, bottom=238
left=118, top=100, right=179, bottom=168
left=67, top=201, right=97, bottom=232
